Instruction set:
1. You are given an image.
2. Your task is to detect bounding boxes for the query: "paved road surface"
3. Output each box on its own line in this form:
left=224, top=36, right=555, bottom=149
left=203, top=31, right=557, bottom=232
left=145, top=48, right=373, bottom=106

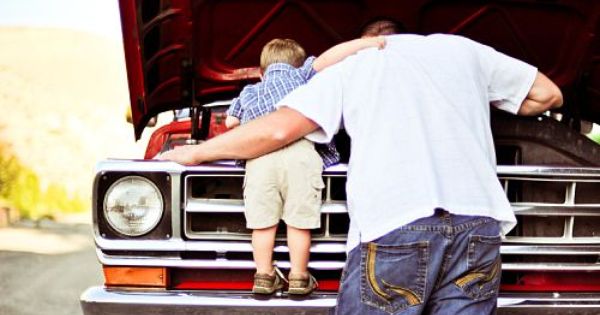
left=0, top=216, right=103, bottom=315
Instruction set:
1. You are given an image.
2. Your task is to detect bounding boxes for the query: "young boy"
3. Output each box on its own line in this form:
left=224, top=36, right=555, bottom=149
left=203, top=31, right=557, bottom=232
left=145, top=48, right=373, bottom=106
left=226, top=37, right=385, bottom=295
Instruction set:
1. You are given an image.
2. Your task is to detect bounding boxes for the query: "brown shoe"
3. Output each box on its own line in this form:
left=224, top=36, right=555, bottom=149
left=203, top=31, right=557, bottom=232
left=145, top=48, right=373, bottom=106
left=287, top=272, right=318, bottom=295
left=252, top=267, right=286, bottom=294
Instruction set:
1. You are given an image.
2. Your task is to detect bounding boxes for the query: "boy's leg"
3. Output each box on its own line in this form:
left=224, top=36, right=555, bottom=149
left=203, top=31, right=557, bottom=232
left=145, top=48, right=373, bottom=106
left=244, top=153, right=283, bottom=273
left=287, top=225, right=311, bottom=276
left=281, top=139, right=323, bottom=276
left=252, top=225, right=278, bottom=274
left=287, top=225, right=317, bottom=295
left=244, top=152, right=286, bottom=294
left=281, top=140, right=324, bottom=294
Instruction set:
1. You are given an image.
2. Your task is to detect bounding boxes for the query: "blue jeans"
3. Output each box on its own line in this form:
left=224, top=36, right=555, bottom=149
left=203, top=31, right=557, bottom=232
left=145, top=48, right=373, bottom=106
left=334, top=209, right=501, bottom=315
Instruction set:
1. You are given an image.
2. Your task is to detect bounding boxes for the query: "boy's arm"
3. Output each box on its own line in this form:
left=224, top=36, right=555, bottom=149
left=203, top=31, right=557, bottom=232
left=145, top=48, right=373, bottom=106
left=312, top=36, right=386, bottom=72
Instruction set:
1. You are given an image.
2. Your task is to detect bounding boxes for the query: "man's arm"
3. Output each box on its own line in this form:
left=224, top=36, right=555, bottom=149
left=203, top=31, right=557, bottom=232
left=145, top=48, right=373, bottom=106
left=312, top=36, right=385, bottom=72
left=157, top=107, right=319, bottom=165
left=517, top=72, right=563, bottom=116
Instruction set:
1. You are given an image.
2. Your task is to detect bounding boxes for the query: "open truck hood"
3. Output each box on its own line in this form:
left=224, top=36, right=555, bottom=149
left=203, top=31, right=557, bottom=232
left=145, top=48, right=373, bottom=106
left=120, top=0, right=600, bottom=140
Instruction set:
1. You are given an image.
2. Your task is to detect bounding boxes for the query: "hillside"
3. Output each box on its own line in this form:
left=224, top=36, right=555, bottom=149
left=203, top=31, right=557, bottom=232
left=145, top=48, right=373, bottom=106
left=0, top=27, right=159, bottom=201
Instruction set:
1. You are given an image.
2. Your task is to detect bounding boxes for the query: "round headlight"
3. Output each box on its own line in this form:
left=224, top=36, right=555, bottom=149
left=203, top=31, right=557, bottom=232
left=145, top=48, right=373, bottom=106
left=103, top=176, right=164, bottom=236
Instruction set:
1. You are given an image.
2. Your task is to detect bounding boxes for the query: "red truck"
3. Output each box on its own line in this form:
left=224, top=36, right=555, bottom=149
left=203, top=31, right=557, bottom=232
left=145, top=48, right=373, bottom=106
left=81, top=0, right=600, bottom=314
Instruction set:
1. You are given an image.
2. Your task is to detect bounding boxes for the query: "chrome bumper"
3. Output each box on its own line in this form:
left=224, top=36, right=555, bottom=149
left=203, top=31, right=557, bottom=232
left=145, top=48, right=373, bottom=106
left=80, top=286, right=336, bottom=315
left=497, top=293, right=600, bottom=315
left=81, top=286, right=600, bottom=315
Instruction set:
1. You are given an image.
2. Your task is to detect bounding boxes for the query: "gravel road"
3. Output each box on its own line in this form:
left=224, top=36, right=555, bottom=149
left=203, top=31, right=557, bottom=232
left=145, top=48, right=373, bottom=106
left=0, top=217, right=103, bottom=315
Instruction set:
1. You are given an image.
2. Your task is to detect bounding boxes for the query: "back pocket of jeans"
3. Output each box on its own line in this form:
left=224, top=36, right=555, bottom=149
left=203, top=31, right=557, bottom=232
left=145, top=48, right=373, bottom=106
left=360, top=241, right=428, bottom=314
left=454, top=234, right=501, bottom=301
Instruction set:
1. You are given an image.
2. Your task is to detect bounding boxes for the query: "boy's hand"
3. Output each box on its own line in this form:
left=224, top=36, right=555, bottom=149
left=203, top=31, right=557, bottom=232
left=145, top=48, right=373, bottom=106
left=225, top=116, right=241, bottom=129
left=371, top=35, right=386, bottom=49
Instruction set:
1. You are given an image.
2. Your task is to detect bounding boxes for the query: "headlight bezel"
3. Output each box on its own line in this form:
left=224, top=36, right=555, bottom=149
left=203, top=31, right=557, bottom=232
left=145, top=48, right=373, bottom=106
left=95, top=172, right=172, bottom=240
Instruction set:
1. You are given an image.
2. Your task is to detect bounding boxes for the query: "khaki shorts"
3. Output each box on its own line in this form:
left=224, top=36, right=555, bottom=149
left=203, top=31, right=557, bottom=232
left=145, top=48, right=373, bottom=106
left=243, top=139, right=324, bottom=229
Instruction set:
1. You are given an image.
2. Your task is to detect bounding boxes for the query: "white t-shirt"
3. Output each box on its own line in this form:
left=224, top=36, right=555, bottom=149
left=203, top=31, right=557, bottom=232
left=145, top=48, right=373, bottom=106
left=276, top=34, right=537, bottom=252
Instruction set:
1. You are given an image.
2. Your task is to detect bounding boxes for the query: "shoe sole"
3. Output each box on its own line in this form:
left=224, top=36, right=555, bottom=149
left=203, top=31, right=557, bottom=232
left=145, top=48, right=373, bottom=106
left=253, top=284, right=284, bottom=295
left=287, top=274, right=318, bottom=295
left=287, top=287, right=315, bottom=295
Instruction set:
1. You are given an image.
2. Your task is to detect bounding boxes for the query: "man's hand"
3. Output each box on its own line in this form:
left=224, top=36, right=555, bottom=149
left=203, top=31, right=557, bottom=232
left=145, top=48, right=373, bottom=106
left=155, top=145, right=202, bottom=166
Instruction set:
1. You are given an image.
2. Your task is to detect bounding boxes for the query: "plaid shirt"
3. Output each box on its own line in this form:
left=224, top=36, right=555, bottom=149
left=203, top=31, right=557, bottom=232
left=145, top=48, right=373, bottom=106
left=227, top=56, right=340, bottom=167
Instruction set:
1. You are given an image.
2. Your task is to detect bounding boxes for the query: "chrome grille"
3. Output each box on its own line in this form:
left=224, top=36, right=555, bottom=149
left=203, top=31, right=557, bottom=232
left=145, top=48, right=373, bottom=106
left=183, top=172, right=349, bottom=241
left=499, top=167, right=600, bottom=244
left=183, top=167, right=600, bottom=244
left=497, top=167, right=600, bottom=273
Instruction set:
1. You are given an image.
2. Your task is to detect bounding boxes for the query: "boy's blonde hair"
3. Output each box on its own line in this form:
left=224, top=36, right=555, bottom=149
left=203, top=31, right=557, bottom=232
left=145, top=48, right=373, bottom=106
left=260, top=38, right=306, bottom=72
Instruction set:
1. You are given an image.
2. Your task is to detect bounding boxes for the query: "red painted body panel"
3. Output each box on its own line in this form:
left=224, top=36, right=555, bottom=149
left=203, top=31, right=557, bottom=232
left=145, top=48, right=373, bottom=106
left=143, top=111, right=229, bottom=159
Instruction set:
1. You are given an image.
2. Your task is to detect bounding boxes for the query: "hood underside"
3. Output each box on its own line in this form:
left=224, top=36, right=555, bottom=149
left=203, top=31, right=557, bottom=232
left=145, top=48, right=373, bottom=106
left=120, top=0, right=600, bottom=140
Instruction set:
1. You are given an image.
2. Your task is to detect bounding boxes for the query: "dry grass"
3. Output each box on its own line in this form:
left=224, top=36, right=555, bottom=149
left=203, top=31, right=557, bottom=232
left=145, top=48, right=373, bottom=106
left=0, top=27, right=156, bottom=202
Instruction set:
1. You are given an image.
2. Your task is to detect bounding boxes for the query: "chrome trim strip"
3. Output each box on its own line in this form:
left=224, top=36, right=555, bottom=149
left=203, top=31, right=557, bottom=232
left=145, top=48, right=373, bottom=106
left=96, top=238, right=347, bottom=253
left=170, top=172, right=182, bottom=239
left=95, top=238, right=187, bottom=251
left=184, top=200, right=348, bottom=213
left=96, top=159, right=187, bottom=173
left=512, top=204, right=600, bottom=216
left=501, top=245, right=600, bottom=255
left=501, top=176, right=600, bottom=183
left=182, top=233, right=347, bottom=242
left=97, top=249, right=345, bottom=269
left=497, top=166, right=600, bottom=178
left=501, top=263, right=600, bottom=271
left=184, top=241, right=347, bottom=253
left=185, top=199, right=245, bottom=213
left=503, top=237, right=600, bottom=244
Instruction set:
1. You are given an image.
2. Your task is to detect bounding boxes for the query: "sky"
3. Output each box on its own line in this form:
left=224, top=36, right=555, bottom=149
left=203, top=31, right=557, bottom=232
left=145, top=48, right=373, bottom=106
left=0, top=0, right=122, bottom=40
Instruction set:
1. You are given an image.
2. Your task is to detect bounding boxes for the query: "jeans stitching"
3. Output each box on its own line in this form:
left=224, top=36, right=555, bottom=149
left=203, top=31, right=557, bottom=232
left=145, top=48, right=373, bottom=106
left=398, top=217, right=494, bottom=234
left=360, top=242, right=428, bottom=314
left=366, top=243, right=393, bottom=301
left=454, top=234, right=501, bottom=300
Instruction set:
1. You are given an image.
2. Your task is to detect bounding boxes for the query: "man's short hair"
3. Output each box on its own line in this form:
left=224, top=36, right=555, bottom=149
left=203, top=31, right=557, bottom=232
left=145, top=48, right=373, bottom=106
left=260, top=38, right=306, bottom=72
left=360, top=18, right=404, bottom=37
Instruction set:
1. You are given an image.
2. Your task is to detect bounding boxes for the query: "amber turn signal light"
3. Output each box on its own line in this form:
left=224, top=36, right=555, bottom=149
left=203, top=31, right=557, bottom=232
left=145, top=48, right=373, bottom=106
left=103, top=266, right=168, bottom=288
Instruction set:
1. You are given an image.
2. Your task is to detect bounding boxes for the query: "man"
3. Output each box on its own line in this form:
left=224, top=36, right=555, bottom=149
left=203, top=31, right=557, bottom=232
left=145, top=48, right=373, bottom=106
left=158, top=34, right=562, bottom=314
